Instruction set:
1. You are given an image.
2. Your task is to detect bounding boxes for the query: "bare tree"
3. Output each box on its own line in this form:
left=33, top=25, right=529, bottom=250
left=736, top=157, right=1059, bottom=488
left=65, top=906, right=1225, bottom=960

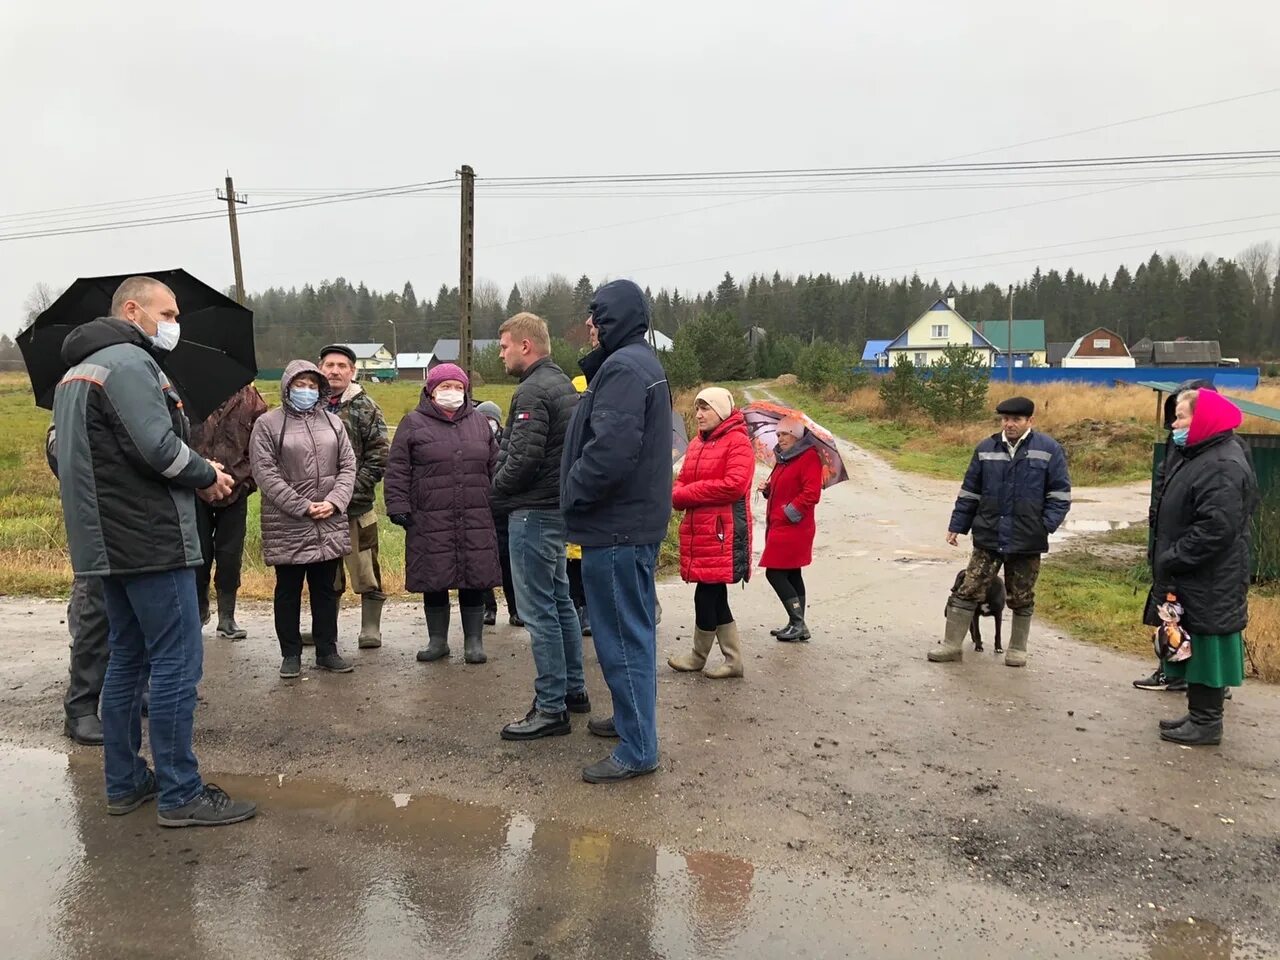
left=1238, top=241, right=1276, bottom=301
left=21, top=282, right=63, bottom=330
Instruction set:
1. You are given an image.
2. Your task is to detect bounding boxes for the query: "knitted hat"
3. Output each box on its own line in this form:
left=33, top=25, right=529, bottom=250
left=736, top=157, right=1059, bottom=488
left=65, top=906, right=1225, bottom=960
left=475, top=400, right=503, bottom=425
left=695, top=386, right=734, bottom=422
left=426, top=362, right=469, bottom=394
left=778, top=414, right=807, bottom=439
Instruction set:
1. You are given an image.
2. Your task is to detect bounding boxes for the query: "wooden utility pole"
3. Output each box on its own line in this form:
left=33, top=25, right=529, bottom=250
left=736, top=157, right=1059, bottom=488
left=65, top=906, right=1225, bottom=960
left=1006, top=284, right=1014, bottom=383
left=217, top=173, right=247, bottom=304
left=458, top=165, right=476, bottom=376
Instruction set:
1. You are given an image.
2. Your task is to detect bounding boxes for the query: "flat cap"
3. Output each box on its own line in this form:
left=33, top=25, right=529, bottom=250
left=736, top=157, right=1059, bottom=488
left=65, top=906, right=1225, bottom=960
left=318, top=344, right=357, bottom=364
left=995, top=396, right=1035, bottom=417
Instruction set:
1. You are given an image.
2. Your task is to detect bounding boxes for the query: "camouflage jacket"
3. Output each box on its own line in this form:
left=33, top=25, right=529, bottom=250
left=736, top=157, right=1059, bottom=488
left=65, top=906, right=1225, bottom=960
left=326, top=382, right=389, bottom=517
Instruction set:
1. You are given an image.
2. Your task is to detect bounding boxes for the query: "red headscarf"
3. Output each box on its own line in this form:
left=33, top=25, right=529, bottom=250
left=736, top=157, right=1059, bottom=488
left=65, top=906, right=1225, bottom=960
left=1186, top=388, right=1243, bottom=446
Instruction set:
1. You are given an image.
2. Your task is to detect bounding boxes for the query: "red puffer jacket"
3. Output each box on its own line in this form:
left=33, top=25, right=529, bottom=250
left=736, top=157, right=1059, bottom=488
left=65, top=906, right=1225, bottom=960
left=673, top=410, right=755, bottom=584
left=759, top=444, right=822, bottom=568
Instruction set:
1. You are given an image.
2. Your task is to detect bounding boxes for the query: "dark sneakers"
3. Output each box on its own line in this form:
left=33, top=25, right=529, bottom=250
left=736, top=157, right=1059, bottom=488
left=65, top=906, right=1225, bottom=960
left=1133, top=668, right=1172, bottom=691
left=316, top=653, right=354, bottom=673
left=158, top=784, right=257, bottom=828
left=501, top=707, right=571, bottom=741
left=587, top=716, right=619, bottom=739
left=565, top=690, right=592, bottom=715
left=279, top=656, right=302, bottom=678
left=107, top=769, right=158, bottom=816
left=582, top=756, right=657, bottom=784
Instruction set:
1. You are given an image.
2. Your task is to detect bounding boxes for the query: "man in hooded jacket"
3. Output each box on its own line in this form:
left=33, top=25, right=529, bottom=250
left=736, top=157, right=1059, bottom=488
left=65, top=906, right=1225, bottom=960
left=52, top=276, right=256, bottom=828
left=561, top=279, right=673, bottom=784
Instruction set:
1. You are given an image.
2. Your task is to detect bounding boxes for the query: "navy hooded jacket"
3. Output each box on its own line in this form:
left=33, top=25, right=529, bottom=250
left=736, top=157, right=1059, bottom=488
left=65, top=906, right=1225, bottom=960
left=560, top=280, right=674, bottom=547
left=948, top=429, right=1072, bottom=555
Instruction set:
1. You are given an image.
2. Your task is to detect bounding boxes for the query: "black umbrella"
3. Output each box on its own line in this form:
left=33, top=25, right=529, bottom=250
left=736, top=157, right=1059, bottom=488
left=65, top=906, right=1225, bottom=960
left=18, top=268, right=257, bottom=422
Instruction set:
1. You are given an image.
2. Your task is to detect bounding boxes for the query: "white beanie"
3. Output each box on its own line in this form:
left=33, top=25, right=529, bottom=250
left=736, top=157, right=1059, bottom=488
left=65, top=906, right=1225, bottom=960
left=695, top=386, right=734, bottom=422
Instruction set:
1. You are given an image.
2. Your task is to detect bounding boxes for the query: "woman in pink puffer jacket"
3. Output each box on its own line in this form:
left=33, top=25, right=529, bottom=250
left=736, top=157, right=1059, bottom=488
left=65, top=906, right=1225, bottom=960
left=250, top=359, right=356, bottom=679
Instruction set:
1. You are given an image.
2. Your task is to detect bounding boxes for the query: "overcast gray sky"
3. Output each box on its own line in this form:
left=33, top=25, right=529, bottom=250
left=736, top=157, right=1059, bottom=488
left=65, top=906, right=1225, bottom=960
left=3, top=0, right=1279, bottom=335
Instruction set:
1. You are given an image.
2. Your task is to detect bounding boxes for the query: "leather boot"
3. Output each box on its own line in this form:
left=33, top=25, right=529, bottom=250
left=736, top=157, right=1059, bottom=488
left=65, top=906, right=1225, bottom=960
left=928, top=602, right=974, bottom=662
left=668, top=628, right=715, bottom=672
left=1004, top=613, right=1031, bottom=667
left=775, top=597, right=810, bottom=642
left=215, top=590, right=247, bottom=640
left=357, top=594, right=385, bottom=649
left=1160, top=684, right=1224, bottom=745
left=417, top=605, right=451, bottom=662
left=64, top=713, right=104, bottom=746
left=461, top=606, right=487, bottom=664
left=772, top=595, right=805, bottom=637
left=705, top=622, right=744, bottom=679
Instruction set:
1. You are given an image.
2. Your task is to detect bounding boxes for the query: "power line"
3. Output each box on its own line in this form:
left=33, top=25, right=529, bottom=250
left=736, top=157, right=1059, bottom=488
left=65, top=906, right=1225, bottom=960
left=0, top=180, right=458, bottom=243
left=0, top=189, right=207, bottom=223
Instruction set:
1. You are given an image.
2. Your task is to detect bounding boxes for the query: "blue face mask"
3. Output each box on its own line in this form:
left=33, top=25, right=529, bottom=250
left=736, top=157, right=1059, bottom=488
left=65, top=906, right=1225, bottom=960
left=1171, top=427, right=1189, bottom=447
left=290, top=386, right=320, bottom=411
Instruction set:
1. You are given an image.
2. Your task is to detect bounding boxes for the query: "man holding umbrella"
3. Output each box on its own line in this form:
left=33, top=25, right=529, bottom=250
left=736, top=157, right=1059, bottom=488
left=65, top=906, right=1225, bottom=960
left=52, top=276, right=256, bottom=827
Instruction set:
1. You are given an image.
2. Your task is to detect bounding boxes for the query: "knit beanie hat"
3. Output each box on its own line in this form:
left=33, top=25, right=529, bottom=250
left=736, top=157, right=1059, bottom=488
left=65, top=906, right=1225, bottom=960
left=475, top=400, right=503, bottom=425
left=426, top=362, right=469, bottom=395
left=778, top=415, right=807, bottom=439
left=695, top=386, right=734, bottom=422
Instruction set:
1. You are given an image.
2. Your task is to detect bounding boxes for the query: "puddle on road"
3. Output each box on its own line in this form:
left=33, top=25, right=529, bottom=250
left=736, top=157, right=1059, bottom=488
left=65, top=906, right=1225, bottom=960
left=0, top=744, right=1249, bottom=960
left=1051, top=518, right=1136, bottom=542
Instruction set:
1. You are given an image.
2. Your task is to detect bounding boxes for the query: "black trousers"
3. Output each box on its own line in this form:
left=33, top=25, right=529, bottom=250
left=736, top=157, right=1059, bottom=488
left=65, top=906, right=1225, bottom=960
left=693, top=583, right=733, bottom=631
left=765, top=568, right=806, bottom=605
left=196, top=495, right=249, bottom=601
left=567, top=557, right=586, bottom=609
left=485, top=513, right=519, bottom=617
left=65, top=575, right=111, bottom=719
left=274, top=559, right=342, bottom=658
left=426, top=589, right=487, bottom=609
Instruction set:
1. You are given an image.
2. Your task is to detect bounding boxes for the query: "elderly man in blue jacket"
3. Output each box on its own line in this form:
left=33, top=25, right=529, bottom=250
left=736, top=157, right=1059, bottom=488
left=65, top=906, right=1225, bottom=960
left=929, top=396, right=1071, bottom=667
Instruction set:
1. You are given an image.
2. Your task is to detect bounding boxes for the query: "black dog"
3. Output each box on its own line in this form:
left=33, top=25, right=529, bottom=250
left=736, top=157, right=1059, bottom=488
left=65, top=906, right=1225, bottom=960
left=945, top=571, right=1006, bottom=653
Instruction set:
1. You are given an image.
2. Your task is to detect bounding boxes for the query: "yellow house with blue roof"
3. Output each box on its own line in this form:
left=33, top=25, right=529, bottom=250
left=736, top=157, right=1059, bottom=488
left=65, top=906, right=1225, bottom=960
left=885, top=294, right=998, bottom=368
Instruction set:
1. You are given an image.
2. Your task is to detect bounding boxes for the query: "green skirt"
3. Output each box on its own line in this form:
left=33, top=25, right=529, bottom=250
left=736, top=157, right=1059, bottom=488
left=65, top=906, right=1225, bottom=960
left=1163, top=632, right=1245, bottom=687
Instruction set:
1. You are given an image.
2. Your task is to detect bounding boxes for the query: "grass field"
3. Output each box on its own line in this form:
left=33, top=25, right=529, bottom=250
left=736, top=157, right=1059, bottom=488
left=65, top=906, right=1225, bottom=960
left=768, top=380, right=1280, bottom=487
left=0, top=375, right=520, bottom=599
left=1036, top=525, right=1280, bottom=684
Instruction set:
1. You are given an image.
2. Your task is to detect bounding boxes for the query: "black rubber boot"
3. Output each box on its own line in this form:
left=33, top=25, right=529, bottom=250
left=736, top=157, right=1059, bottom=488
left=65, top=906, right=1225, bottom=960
left=772, top=595, right=804, bottom=637
left=1160, top=683, right=1224, bottom=746
left=775, top=598, right=810, bottom=642
left=461, top=606, right=487, bottom=664
left=417, top=604, right=451, bottom=662
left=215, top=590, right=247, bottom=640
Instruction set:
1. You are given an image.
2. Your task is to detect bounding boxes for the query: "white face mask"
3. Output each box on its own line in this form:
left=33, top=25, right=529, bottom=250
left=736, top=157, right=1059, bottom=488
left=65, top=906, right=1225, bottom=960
left=488, top=419, right=500, bottom=436
left=434, top=388, right=465, bottom=410
left=137, top=308, right=181, bottom=352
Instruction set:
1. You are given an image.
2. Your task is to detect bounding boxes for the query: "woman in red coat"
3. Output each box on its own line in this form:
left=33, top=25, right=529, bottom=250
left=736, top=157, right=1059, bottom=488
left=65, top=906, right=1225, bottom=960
left=669, top=387, right=755, bottom=679
left=759, top=415, right=823, bottom=641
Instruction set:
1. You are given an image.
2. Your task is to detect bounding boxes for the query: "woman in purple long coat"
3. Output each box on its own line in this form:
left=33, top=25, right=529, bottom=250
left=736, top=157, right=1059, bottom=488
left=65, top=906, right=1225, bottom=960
left=385, top=363, right=502, bottom=665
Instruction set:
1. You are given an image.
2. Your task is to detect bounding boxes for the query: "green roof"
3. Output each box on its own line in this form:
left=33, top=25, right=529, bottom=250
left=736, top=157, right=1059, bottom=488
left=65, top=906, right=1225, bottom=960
left=1138, top=381, right=1280, bottom=425
left=976, top=319, right=1046, bottom=353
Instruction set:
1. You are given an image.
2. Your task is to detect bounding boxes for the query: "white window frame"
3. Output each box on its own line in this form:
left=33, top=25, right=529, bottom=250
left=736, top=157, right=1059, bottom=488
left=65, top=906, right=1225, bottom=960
left=931, top=324, right=949, bottom=339
left=914, top=352, right=928, bottom=367
left=1093, top=338, right=1111, bottom=349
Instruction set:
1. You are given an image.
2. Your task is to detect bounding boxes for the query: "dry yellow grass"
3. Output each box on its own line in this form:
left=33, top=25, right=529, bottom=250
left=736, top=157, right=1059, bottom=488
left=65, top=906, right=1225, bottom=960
left=1248, top=593, right=1280, bottom=683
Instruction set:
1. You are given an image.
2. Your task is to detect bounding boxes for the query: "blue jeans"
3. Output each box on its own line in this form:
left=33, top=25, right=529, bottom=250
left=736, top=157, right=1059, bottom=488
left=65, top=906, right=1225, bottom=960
left=100, top=568, right=204, bottom=811
left=581, top=542, right=659, bottom=771
left=509, top=510, right=585, bottom=715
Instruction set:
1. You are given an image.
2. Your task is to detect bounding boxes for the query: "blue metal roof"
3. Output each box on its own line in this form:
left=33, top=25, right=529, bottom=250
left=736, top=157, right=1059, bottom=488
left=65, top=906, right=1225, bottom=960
left=862, top=339, right=892, bottom=361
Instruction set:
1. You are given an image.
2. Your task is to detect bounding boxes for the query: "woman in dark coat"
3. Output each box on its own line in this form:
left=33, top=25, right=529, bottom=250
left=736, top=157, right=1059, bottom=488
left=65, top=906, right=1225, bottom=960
left=385, top=363, right=502, bottom=665
left=668, top=387, right=754, bottom=679
left=759, top=415, right=824, bottom=642
left=1147, top=388, right=1258, bottom=745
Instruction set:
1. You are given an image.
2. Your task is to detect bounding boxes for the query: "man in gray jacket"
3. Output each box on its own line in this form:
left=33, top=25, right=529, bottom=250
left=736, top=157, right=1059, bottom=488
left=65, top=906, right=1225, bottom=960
left=53, top=276, right=256, bottom=828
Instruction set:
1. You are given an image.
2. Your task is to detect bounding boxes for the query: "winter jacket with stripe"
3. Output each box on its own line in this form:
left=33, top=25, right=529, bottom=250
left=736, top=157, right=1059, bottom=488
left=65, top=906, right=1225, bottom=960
left=52, top=317, right=216, bottom=577
left=948, top=429, right=1071, bottom=555
left=492, top=356, right=579, bottom=514
left=673, top=410, right=754, bottom=584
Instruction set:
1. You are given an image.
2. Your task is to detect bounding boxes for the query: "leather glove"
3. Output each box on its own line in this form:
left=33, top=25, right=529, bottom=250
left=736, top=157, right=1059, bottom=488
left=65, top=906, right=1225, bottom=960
left=389, top=513, right=413, bottom=528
